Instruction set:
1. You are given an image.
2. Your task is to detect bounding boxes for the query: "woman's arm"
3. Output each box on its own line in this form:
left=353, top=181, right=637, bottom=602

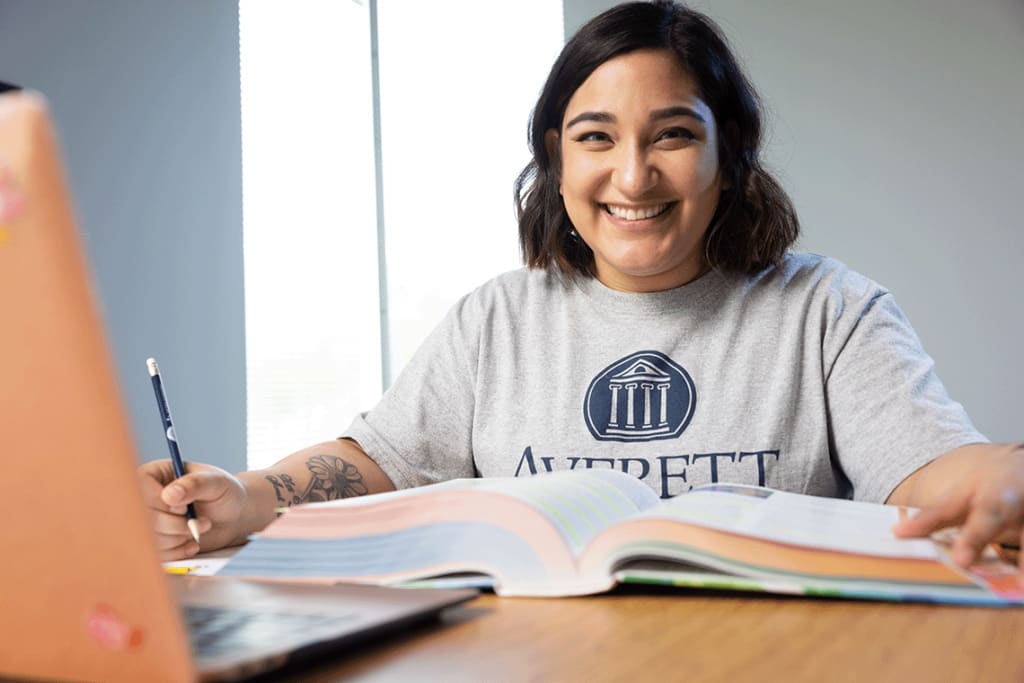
left=236, top=438, right=396, bottom=536
left=140, top=438, right=395, bottom=560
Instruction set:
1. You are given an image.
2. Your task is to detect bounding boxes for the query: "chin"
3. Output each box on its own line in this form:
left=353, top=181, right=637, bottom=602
left=598, top=249, right=702, bottom=289
left=614, top=263, right=667, bottom=279
left=604, top=251, right=675, bottom=278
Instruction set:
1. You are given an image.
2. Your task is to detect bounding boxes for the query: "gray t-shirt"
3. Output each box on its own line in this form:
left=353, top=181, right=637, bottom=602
left=344, top=252, right=985, bottom=502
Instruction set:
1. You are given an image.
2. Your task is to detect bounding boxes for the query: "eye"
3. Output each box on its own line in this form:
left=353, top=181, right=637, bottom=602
left=656, top=127, right=697, bottom=143
left=573, top=131, right=612, bottom=144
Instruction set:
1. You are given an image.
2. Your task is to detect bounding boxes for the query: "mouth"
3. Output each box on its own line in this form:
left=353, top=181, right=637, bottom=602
left=601, top=202, right=676, bottom=221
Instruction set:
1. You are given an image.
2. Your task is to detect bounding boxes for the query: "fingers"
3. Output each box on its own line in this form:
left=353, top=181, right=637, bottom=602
left=138, top=458, right=178, bottom=484
left=140, top=459, right=242, bottom=559
left=893, top=488, right=1022, bottom=568
left=160, top=481, right=191, bottom=508
left=138, top=459, right=179, bottom=511
left=152, top=509, right=213, bottom=540
left=151, top=508, right=213, bottom=556
left=951, top=488, right=1024, bottom=568
left=159, top=469, right=233, bottom=508
left=160, top=536, right=200, bottom=562
left=891, top=446, right=1024, bottom=576
left=892, top=490, right=971, bottom=538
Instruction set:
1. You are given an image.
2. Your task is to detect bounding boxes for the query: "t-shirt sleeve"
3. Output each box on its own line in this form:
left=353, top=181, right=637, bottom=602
left=341, top=294, right=479, bottom=490
left=823, top=283, right=987, bottom=503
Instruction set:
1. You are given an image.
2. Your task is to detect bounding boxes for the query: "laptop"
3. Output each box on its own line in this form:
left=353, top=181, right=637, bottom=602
left=0, top=91, right=477, bottom=683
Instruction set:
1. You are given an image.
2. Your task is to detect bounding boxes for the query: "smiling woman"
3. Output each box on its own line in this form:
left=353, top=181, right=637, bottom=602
left=518, top=1, right=798, bottom=289
left=553, top=49, right=724, bottom=292
left=143, top=1, right=1023, bottom=583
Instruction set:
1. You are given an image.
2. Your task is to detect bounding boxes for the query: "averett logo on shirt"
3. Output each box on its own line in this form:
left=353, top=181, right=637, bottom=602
left=583, top=350, right=696, bottom=443
left=515, top=349, right=781, bottom=498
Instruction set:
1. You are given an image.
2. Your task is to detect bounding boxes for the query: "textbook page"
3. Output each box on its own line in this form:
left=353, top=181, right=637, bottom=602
left=647, top=484, right=938, bottom=559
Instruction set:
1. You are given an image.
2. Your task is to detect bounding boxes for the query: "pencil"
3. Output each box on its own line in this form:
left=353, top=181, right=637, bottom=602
left=146, top=357, right=201, bottom=544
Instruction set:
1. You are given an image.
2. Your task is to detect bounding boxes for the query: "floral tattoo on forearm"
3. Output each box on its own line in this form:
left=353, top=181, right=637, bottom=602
left=265, top=455, right=368, bottom=508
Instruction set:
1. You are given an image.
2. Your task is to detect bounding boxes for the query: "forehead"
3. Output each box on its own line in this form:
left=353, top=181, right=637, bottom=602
left=563, top=49, right=708, bottom=123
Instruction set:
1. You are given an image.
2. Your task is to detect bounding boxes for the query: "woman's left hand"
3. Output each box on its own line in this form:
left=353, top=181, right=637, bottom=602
left=891, top=443, right=1024, bottom=573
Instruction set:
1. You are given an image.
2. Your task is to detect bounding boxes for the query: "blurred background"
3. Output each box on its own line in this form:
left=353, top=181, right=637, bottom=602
left=0, top=0, right=1020, bottom=474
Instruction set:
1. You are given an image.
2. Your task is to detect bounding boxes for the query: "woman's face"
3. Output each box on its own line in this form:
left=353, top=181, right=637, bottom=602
left=550, top=49, right=723, bottom=292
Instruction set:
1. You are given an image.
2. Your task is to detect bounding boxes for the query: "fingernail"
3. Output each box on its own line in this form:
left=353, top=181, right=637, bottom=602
left=164, top=483, right=185, bottom=504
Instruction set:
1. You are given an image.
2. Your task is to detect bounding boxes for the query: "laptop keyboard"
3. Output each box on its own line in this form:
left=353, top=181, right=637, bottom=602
left=184, top=605, right=357, bottom=660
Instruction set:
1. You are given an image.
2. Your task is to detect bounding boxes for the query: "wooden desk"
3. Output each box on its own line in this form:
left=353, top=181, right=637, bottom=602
left=280, top=587, right=1024, bottom=682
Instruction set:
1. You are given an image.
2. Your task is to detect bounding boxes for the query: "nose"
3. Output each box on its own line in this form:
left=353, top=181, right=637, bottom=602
left=613, top=143, right=657, bottom=197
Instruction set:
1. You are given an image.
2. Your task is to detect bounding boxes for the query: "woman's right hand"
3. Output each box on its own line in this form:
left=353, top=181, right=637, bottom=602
left=138, top=459, right=250, bottom=561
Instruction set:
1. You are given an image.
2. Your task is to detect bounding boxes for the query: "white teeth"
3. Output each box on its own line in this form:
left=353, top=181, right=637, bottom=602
left=605, top=203, right=669, bottom=221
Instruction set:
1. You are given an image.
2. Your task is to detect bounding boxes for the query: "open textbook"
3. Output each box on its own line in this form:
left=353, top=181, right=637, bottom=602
left=217, top=469, right=1023, bottom=604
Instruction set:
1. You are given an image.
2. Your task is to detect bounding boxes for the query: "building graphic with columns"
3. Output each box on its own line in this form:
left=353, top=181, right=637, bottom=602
left=585, top=350, right=696, bottom=443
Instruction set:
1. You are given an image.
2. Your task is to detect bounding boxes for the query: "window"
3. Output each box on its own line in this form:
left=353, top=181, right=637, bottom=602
left=240, top=0, right=563, bottom=469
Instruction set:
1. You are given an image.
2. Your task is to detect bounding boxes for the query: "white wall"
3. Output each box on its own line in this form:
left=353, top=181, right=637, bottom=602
left=566, top=0, right=1024, bottom=442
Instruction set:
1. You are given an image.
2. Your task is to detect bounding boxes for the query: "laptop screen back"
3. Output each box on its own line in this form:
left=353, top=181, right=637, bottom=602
left=0, top=91, right=197, bottom=683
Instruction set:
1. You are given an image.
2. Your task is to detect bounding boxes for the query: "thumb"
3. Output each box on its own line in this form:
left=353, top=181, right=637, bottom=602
left=160, top=469, right=231, bottom=507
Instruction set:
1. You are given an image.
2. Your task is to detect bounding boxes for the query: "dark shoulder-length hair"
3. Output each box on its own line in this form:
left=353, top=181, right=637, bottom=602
left=515, top=0, right=799, bottom=277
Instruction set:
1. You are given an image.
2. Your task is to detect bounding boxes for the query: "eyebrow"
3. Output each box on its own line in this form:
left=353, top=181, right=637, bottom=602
left=564, top=106, right=707, bottom=130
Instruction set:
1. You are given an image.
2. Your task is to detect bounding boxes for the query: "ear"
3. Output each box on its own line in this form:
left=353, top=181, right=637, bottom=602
left=544, top=128, right=560, bottom=160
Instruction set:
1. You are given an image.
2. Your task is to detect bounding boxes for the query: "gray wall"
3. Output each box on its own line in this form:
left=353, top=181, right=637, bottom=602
left=0, top=1, right=247, bottom=472
left=566, top=0, right=1023, bottom=442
